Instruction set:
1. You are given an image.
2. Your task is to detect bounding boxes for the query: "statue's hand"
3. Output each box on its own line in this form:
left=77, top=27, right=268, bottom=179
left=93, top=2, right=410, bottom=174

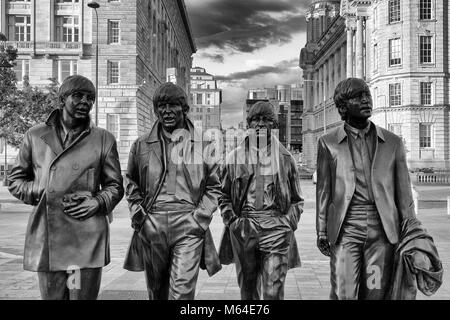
left=317, top=235, right=331, bottom=257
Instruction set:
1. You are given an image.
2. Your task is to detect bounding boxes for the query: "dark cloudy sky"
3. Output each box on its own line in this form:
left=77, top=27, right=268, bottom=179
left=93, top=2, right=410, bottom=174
left=184, top=0, right=313, bottom=128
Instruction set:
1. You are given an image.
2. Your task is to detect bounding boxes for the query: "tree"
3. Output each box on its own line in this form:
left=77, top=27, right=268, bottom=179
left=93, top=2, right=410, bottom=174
left=1, top=43, right=60, bottom=149
left=0, top=43, right=18, bottom=146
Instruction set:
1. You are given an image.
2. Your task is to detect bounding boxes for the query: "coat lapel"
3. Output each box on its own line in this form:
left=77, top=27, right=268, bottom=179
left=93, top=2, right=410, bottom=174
left=40, top=128, right=64, bottom=156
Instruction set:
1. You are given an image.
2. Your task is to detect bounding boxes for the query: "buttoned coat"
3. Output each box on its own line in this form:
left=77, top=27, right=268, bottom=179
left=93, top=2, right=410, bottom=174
left=316, top=122, right=415, bottom=245
left=123, top=119, right=222, bottom=276
left=8, top=109, right=124, bottom=272
left=218, top=136, right=304, bottom=268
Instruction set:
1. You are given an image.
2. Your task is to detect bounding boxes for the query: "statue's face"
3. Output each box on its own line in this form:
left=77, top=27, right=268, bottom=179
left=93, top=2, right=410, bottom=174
left=343, top=86, right=373, bottom=121
left=248, top=112, right=275, bottom=138
left=61, top=90, right=95, bottom=121
left=156, top=100, right=185, bottom=133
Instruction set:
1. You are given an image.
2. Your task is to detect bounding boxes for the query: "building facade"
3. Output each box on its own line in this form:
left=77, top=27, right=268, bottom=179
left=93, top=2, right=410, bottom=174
left=189, top=66, right=222, bottom=131
left=300, top=0, right=450, bottom=169
left=0, top=0, right=196, bottom=170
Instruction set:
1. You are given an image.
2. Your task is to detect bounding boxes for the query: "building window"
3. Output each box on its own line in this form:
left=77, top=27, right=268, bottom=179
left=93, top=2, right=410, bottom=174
left=56, top=0, right=80, bottom=2
left=108, top=20, right=120, bottom=44
left=419, top=0, right=432, bottom=20
left=57, top=60, right=77, bottom=83
left=8, top=15, right=31, bottom=41
left=389, top=38, right=401, bottom=66
left=56, top=16, right=79, bottom=42
left=419, top=123, right=432, bottom=148
left=14, top=59, right=30, bottom=82
left=419, top=35, right=433, bottom=64
left=373, top=44, right=378, bottom=71
left=388, top=123, right=402, bottom=138
left=196, top=93, right=202, bottom=105
left=107, top=114, right=120, bottom=140
left=388, top=0, right=401, bottom=23
left=420, top=82, right=432, bottom=105
left=107, top=61, right=119, bottom=84
left=389, top=83, right=402, bottom=106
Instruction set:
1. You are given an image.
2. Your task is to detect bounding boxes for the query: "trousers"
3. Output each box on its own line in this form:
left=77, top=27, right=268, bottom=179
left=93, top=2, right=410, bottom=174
left=230, top=211, right=292, bottom=300
left=139, top=209, right=204, bottom=300
left=37, top=268, right=102, bottom=300
left=330, top=204, right=395, bottom=300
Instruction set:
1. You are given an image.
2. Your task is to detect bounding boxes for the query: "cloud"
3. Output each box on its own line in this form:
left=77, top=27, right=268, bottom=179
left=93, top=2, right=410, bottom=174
left=216, top=58, right=299, bottom=81
left=185, top=0, right=313, bottom=54
left=216, top=59, right=303, bottom=128
left=197, top=52, right=225, bottom=63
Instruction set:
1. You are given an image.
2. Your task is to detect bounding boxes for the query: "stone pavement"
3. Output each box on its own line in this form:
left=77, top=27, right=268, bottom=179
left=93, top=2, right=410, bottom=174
left=0, top=181, right=449, bottom=300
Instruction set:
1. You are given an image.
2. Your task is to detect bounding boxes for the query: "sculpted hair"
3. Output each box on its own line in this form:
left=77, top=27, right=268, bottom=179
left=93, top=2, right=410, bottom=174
left=153, top=82, right=190, bottom=114
left=246, top=101, right=279, bottom=128
left=333, top=78, right=371, bottom=121
left=58, top=75, right=96, bottom=107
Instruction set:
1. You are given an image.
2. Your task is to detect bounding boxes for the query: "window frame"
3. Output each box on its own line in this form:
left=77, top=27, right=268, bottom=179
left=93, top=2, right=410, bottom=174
left=419, top=0, right=433, bottom=20
left=107, top=20, right=121, bottom=44
left=388, top=0, right=401, bottom=24
left=106, top=114, right=121, bottom=141
left=419, top=123, right=433, bottom=148
left=420, top=81, right=433, bottom=106
left=389, top=83, right=402, bottom=107
left=419, top=35, right=434, bottom=65
left=107, top=61, right=120, bottom=84
left=389, top=38, right=402, bottom=67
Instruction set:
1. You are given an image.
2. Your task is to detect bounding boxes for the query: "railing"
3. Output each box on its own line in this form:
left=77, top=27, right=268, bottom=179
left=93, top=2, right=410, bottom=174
left=416, top=172, right=450, bottom=185
left=5, top=41, right=85, bottom=55
left=7, top=2, right=31, bottom=10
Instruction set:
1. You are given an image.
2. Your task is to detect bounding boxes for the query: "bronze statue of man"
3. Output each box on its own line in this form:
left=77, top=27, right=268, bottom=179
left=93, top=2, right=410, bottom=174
left=316, top=78, right=416, bottom=299
left=8, top=75, right=124, bottom=300
left=219, top=101, right=304, bottom=300
left=123, top=82, right=222, bottom=300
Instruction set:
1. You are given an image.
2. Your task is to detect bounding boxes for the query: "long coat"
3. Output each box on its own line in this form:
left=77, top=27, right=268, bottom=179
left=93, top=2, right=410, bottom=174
left=123, top=119, right=222, bottom=276
left=316, top=122, right=416, bottom=245
left=8, top=109, right=124, bottom=272
left=218, top=136, right=304, bottom=269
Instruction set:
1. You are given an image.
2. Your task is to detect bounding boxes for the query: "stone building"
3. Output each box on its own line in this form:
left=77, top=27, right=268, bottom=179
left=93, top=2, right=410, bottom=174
left=0, top=0, right=196, bottom=170
left=300, top=0, right=450, bottom=169
left=189, top=66, right=222, bottom=131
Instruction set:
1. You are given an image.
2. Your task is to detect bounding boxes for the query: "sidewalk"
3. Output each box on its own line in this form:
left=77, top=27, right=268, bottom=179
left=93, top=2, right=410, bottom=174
left=0, top=181, right=449, bottom=300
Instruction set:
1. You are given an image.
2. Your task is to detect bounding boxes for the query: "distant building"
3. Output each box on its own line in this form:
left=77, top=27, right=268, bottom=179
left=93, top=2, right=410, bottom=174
left=0, top=0, right=196, bottom=171
left=189, top=66, right=222, bottom=131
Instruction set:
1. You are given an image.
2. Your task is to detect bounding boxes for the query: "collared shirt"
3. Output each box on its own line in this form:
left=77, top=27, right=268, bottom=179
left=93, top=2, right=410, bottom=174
left=154, top=128, right=195, bottom=211
left=344, top=122, right=376, bottom=205
left=242, top=143, right=280, bottom=212
left=57, top=114, right=89, bottom=149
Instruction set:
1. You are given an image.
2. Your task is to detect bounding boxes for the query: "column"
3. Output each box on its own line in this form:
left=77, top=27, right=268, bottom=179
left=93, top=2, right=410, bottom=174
left=0, top=0, right=6, bottom=33
left=346, top=27, right=354, bottom=78
left=80, top=0, right=84, bottom=44
left=341, top=45, right=346, bottom=81
left=49, top=0, right=55, bottom=42
left=334, top=49, right=340, bottom=89
left=355, top=16, right=364, bottom=79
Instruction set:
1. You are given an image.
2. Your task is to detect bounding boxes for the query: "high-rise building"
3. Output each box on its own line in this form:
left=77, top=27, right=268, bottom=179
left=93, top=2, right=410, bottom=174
left=300, top=0, right=450, bottom=169
left=189, top=66, right=222, bottom=131
left=0, top=0, right=196, bottom=170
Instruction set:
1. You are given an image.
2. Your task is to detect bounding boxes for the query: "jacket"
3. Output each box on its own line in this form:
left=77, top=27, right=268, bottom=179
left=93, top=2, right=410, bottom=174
left=123, top=119, right=222, bottom=276
left=388, top=218, right=443, bottom=299
left=218, top=135, right=304, bottom=268
left=316, top=122, right=415, bottom=245
left=8, top=109, right=124, bottom=271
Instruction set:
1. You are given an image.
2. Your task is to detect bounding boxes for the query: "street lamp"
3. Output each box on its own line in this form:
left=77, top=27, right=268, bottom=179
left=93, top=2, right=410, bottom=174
left=303, top=79, right=327, bottom=135
left=87, top=1, right=100, bottom=126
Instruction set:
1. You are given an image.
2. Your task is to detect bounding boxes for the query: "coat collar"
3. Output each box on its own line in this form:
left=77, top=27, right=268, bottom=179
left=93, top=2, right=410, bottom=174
left=41, top=109, right=94, bottom=156
left=337, top=121, right=385, bottom=144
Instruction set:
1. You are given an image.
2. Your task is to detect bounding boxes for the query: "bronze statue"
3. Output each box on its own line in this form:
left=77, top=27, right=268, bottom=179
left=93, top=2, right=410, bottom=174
left=218, top=101, right=304, bottom=300
left=123, top=82, right=222, bottom=300
left=8, top=75, right=124, bottom=300
left=316, top=78, right=443, bottom=299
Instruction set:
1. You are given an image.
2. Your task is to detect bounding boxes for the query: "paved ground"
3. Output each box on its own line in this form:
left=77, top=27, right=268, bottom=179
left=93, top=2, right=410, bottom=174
left=0, top=181, right=449, bottom=300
